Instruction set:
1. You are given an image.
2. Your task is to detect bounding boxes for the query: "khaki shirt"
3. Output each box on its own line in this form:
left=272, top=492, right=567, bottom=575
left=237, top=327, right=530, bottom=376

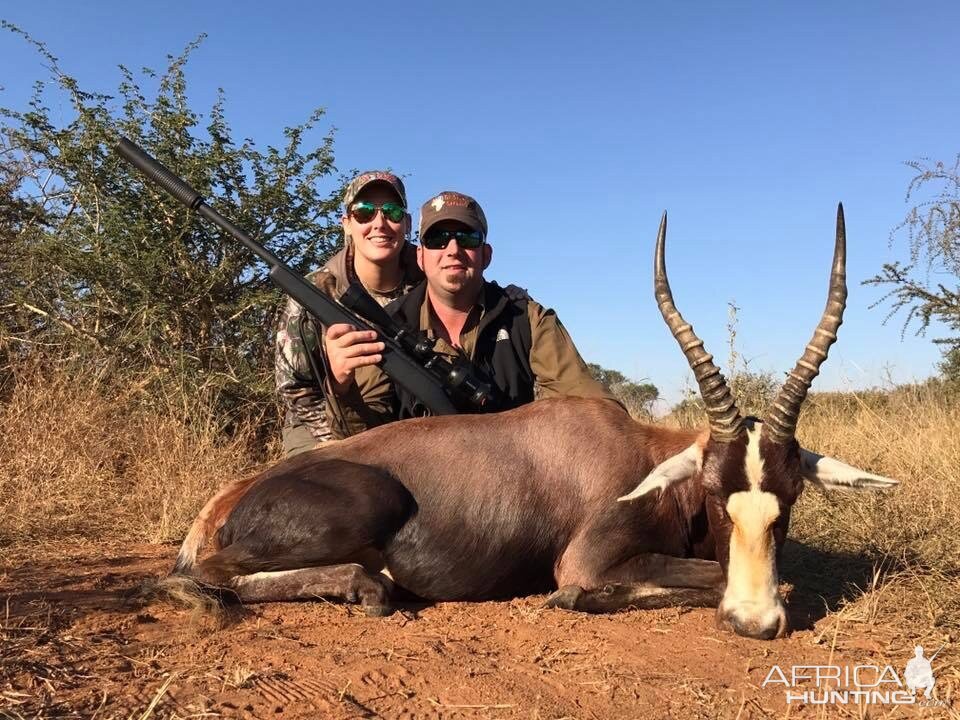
left=329, top=283, right=618, bottom=437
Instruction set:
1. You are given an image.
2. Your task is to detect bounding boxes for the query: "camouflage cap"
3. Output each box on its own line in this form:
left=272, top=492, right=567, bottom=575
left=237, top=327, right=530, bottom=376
left=343, top=171, right=407, bottom=211
left=418, top=191, right=488, bottom=239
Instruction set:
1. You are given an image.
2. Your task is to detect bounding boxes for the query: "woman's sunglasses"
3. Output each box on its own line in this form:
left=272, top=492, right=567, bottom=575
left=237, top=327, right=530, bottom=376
left=350, top=201, right=406, bottom=224
left=420, top=228, right=485, bottom=250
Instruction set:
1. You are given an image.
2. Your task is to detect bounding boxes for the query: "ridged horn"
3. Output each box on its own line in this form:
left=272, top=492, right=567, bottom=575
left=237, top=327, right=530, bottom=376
left=764, top=203, right=847, bottom=442
left=655, top=212, right=742, bottom=442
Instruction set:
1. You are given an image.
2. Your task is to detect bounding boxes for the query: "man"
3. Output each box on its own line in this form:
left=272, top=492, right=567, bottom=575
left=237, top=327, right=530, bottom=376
left=324, top=191, right=617, bottom=436
left=275, top=171, right=423, bottom=455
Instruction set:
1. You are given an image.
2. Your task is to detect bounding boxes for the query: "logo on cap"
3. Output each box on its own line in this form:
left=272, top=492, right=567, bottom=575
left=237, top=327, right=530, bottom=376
left=358, top=171, right=397, bottom=186
left=431, top=192, right=471, bottom=208
left=419, top=190, right=487, bottom=238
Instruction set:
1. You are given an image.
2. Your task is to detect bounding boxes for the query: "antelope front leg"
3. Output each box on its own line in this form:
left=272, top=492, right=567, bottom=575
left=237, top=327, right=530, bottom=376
left=546, top=553, right=723, bottom=613
left=605, top=553, right=723, bottom=588
left=545, top=583, right=721, bottom=612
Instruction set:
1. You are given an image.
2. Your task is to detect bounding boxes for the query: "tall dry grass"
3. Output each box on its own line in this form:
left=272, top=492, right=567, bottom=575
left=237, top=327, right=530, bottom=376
left=792, top=382, right=960, bottom=666
left=0, top=360, right=275, bottom=548
left=795, top=383, right=960, bottom=571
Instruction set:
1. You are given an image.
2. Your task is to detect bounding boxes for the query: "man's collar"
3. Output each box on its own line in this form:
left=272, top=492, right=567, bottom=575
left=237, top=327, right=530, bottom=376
left=419, top=283, right=487, bottom=343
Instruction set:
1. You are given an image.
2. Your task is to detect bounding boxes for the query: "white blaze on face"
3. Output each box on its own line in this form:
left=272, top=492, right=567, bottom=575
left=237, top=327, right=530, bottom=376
left=720, top=425, right=785, bottom=631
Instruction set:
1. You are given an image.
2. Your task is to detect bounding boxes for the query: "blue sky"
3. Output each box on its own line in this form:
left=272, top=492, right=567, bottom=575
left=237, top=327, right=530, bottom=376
left=3, top=2, right=958, bottom=405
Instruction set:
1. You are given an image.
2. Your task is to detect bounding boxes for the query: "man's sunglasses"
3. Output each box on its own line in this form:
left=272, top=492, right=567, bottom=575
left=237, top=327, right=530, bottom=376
left=420, top=228, right=485, bottom=250
left=350, top=201, right=406, bottom=224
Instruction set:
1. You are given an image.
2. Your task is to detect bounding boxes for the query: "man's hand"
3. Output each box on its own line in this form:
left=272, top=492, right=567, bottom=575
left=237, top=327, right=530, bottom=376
left=325, top=323, right=385, bottom=394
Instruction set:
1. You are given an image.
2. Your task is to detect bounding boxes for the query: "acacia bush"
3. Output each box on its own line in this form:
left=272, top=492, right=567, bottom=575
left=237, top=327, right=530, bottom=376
left=0, top=23, right=346, bottom=435
left=866, top=154, right=960, bottom=382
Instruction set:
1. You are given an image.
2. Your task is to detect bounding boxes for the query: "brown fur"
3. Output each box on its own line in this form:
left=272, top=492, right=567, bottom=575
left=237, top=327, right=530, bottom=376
left=172, top=399, right=719, bottom=598
left=171, top=471, right=266, bottom=574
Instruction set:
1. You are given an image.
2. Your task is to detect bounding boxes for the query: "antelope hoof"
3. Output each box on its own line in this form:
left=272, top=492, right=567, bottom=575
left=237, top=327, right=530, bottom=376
left=362, top=603, right=394, bottom=617
left=543, top=585, right=584, bottom=611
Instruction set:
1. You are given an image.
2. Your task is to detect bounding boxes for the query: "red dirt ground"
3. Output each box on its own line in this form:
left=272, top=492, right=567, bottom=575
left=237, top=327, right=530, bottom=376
left=0, top=542, right=947, bottom=719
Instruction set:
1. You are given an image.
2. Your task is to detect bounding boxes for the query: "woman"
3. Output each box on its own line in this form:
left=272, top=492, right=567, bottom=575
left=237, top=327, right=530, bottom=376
left=275, top=171, right=422, bottom=455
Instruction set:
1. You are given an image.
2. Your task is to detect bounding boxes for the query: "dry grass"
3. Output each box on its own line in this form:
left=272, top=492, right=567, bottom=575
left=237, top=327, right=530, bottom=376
left=791, top=382, right=960, bottom=675
left=795, top=382, right=960, bottom=570
left=0, top=360, right=273, bottom=548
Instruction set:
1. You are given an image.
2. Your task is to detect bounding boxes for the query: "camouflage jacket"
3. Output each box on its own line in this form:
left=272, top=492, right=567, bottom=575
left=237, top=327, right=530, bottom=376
left=274, top=241, right=423, bottom=442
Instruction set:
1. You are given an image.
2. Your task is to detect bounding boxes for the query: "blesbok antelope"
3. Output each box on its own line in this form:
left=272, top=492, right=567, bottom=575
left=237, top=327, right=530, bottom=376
left=167, top=205, right=896, bottom=640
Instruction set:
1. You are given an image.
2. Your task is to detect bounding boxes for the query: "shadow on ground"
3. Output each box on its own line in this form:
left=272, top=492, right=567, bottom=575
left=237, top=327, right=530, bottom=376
left=780, top=538, right=876, bottom=631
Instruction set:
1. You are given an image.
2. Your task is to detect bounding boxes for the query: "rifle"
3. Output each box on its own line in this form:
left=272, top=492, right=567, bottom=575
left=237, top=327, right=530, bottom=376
left=115, top=137, right=496, bottom=416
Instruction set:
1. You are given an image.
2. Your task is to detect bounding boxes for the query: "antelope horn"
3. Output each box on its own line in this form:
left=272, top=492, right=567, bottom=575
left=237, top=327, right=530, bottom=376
left=655, top=212, right=742, bottom=442
left=764, top=203, right=847, bottom=442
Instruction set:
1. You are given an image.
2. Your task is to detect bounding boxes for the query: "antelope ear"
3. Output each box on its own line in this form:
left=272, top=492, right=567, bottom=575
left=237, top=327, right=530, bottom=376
left=618, top=443, right=702, bottom=502
left=799, top=449, right=898, bottom=491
